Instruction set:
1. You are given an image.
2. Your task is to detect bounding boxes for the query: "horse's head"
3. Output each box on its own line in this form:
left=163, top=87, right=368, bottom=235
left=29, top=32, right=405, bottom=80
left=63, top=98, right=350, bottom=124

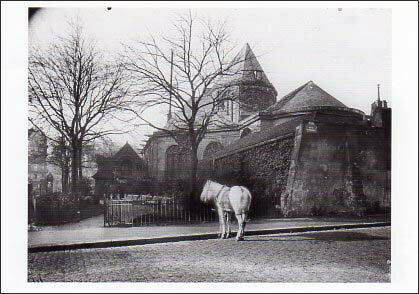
left=200, top=180, right=211, bottom=203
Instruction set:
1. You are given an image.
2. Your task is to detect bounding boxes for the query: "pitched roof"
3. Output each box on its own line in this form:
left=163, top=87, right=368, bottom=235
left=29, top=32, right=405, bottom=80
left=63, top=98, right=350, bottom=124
left=209, top=117, right=303, bottom=159
left=266, top=81, right=347, bottom=112
left=113, top=142, right=140, bottom=160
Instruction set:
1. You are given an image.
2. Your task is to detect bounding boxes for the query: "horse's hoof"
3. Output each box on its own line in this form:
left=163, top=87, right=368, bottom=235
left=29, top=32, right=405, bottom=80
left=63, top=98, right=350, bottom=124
left=236, top=237, right=244, bottom=241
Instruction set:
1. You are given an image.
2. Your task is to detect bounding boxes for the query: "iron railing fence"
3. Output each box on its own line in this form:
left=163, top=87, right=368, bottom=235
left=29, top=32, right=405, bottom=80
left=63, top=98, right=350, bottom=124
left=104, top=194, right=283, bottom=227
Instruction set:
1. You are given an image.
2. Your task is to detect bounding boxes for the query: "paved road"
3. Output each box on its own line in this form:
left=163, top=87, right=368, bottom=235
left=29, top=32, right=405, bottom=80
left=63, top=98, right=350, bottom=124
left=28, top=227, right=391, bottom=283
left=29, top=214, right=390, bottom=248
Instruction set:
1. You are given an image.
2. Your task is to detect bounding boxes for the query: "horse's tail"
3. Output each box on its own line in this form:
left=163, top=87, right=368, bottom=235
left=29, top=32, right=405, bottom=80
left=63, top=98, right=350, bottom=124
left=241, top=186, right=252, bottom=222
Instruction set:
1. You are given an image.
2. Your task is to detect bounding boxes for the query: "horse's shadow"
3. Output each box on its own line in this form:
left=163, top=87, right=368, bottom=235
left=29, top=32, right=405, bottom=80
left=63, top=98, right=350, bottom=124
left=240, top=231, right=390, bottom=242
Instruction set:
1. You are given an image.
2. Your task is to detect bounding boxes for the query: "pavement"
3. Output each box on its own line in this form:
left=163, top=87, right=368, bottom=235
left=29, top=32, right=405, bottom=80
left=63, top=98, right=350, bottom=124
left=28, top=213, right=390, bottom=252
left=28, top=226, right=391, bottom=282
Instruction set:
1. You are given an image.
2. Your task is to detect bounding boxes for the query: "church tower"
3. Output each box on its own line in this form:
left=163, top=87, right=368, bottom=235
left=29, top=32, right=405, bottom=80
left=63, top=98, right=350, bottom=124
left=236, top=43, right=278, bottom=120
left=214, top=43, right=278, bottom=123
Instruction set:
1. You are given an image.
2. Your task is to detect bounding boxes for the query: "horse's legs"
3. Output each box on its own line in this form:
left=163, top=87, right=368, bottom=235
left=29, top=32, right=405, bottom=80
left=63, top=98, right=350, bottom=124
left=218, top=207, right=226, bottom=239
left=235, top=214, right=244, bottom=241
left=241, top=213, right=247, bottom=238
left=225, top=212, right=231, bottom=238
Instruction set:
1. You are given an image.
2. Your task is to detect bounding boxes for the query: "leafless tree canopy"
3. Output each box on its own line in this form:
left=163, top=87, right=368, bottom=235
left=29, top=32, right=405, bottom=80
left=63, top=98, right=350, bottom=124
left=123, top=12, right=245, bottom=145
left=28, top=22, right=134, bottom=194
left=123, top=12, right=245, bottom=196
left=29, top=25, right=133, bottom=143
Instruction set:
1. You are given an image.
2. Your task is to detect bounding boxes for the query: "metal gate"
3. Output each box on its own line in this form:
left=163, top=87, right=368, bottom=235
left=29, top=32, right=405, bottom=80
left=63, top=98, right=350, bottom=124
left=104, top=200, right=134, bottom=226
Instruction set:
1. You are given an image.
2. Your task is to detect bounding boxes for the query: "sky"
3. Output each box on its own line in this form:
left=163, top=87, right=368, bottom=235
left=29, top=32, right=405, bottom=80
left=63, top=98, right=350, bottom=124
left=28, top=6, right=392, bottom=148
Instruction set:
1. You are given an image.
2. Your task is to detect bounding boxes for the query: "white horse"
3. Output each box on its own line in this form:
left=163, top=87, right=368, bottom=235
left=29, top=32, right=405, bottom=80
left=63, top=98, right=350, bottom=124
left=200, top=180, right=252, bottom=241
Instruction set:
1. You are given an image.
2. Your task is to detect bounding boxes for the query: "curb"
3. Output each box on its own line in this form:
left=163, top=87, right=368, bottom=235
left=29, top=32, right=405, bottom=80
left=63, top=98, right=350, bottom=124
left=28, top=221, right=390, bottom=253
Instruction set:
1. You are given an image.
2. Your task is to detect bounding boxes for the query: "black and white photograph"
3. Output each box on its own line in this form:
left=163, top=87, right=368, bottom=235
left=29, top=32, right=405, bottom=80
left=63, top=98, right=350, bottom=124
left=1, top=1, right=418, bottom=293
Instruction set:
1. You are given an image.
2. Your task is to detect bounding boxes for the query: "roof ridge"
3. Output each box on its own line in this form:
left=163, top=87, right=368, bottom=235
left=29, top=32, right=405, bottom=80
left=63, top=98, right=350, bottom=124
left=114, top=142, right=140, bottom=159
left=266, top=81, right=347, bottom=112
left=266, top=81, right=312, bottom=111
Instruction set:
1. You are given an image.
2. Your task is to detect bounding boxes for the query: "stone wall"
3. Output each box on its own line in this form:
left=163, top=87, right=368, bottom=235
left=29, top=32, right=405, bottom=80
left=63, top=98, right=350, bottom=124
left=199, top=134, right=295, bottom=217
left=200, top=118, right=391, bottom=217
left=281, top=120, right=391, bottom=217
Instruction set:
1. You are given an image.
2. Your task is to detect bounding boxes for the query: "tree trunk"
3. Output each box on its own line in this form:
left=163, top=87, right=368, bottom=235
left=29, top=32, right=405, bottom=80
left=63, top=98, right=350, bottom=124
left=71, top=139, right=79, bottom=197
left=78, top=142, right=83, bottom=180
left=60, top=137, right=70, bottom=195
left=61, top=164, right=66, bottom=194
left=62, top=155, right=70, bottom=194
left=189, top=143, right=199, bottom=214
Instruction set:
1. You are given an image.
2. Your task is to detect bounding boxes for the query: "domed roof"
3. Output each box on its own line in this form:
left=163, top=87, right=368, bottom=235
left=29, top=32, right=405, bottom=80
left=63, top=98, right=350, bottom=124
left=267, top=81, right=347, bottom=112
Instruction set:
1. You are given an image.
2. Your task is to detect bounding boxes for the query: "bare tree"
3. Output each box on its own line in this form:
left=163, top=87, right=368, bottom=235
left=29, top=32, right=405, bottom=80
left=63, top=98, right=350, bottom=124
left=123, top=12, right=245, bottom=197
left=29, top=22, right=134, bottom=195
left=47, top=136, right=71, bottom=194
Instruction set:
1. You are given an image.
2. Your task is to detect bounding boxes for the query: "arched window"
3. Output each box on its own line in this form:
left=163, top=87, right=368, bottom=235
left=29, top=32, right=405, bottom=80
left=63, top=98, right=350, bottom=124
left=166, top=145, right=191, bottom=178
left=203, top=142, right=223, bottom=159
left=253, top=70, right=262, bottom=80
left=225, top=100, right=230, bottom=115
left=241, top=128, right=252, bottom=138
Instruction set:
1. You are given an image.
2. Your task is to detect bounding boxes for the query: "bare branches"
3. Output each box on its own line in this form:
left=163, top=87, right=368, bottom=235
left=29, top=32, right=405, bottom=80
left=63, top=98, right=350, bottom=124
left=123, top=12, right=245, bottom=148
left=29, top=22, right=135, bottom=193
left=121, top=11, right=248, bottom=195
left=29, top=24, right=133, bottom=139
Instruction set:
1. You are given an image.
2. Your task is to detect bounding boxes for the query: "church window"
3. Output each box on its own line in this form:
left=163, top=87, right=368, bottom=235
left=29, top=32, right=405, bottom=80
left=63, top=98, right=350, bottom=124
left=225, top=100, right=230, bottom=114
left=254, top=70, right=262, bottom=80
left=241, top=128, right=252, bottom=138
left=203, top=142, right=223, bottom=159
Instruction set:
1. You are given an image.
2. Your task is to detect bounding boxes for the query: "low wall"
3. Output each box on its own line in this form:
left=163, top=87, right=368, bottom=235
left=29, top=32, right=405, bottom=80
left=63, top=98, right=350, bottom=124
left=199, top=134, right=295, bottom=218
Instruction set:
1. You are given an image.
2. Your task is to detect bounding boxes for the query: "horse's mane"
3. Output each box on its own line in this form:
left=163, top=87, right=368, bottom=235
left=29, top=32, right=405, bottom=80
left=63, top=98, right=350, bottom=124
left=201, top=180, right=225, bottom=202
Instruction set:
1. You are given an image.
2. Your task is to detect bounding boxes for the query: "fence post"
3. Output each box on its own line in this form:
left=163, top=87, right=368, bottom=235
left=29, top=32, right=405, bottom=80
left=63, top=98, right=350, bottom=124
left=172, top=197, right=174, bottom=222
left=103, top=199, right=106, bottom=227
left=146, top=203, right=149, bottom=225
left=110, top=200, right=113, bottom=227
left=164, top=199, right=167, bottom=222
left=161, top=200, right=164, bottom=222
left=176, top=199, right=179, bottom=222
left=153, top=202, right=156, bottom=223
left=140, top=205, right=143, bottom=226
left=131, top=201, right=134, bottom=226
left=160, top=201, right=163, bottom=222
left=120, top=201, right=123, bottom=225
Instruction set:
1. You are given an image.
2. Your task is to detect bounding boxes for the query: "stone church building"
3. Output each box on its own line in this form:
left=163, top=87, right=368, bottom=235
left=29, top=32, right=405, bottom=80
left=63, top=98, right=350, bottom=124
left=143, top=44, right=391, bottom=216
left=143, top=44, right=278, bottom=180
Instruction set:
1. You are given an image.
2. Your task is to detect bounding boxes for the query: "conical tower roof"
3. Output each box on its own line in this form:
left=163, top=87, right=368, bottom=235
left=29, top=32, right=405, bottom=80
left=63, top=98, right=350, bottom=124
left=214, top=43, right=275, bottom=88
left=266, top=81, right=347, bottom=112
left=233, top=43, right=272, bottom=84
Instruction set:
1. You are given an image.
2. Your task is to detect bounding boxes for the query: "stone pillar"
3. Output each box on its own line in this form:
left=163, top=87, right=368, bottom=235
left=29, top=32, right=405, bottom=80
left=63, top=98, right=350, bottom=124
left=281, top=122, right=304, bottom=216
